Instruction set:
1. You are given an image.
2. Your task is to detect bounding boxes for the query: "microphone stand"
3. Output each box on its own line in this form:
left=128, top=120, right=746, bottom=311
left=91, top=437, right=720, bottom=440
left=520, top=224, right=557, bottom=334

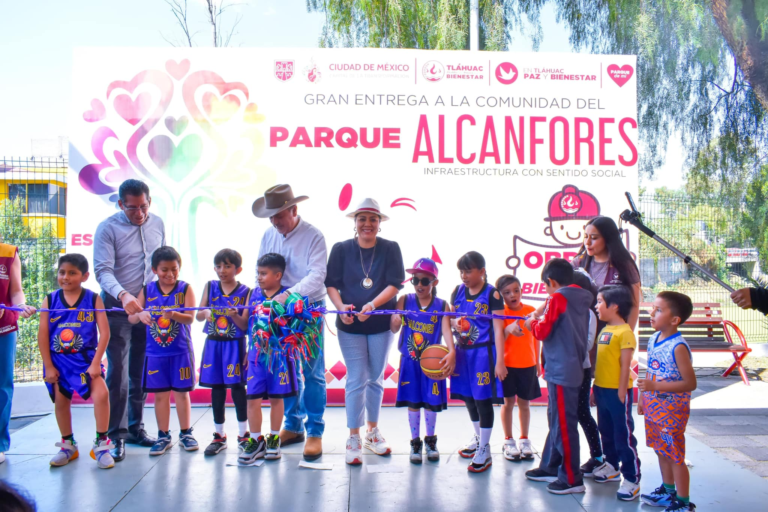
left=619, top=192, right=735, bottom=293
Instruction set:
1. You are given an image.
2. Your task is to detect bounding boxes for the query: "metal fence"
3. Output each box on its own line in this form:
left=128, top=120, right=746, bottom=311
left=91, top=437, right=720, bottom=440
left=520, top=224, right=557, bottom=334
left=638, top=191, right=767, bottom=347
left=1, top=157, right=67, bottom=382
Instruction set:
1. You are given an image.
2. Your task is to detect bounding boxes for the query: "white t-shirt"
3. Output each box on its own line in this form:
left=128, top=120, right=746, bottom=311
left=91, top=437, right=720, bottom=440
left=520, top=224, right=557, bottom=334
left=583, top=309, right=597, bottom=369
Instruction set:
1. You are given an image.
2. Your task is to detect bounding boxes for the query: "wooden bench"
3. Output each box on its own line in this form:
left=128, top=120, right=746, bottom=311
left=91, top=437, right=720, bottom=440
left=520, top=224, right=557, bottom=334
left=638, top=302, right=753, bottom=385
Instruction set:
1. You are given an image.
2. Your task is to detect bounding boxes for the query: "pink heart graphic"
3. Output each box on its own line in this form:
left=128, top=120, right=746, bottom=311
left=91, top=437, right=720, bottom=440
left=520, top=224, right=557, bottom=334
left=202, top=92, right=241, bottom=125
left=83, top=99, right=106, bottom=123
left=607, top=64, right=633, bottom=87
left=114, top=92, right=152, bottom=126
left=164, top=116, right=189, bottom=137
left=166, top=59, right=191, bottom=81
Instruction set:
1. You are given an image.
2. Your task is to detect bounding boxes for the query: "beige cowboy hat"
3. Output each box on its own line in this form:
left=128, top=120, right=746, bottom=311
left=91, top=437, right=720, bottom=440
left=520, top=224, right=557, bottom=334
left=252, top=184, right=309, bottom=218
left=345, top=198, right=390, bottom=221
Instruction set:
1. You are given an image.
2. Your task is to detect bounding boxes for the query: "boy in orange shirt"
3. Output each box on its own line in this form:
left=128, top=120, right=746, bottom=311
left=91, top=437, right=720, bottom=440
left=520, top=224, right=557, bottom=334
left=496, top=275, right=541, bottom=461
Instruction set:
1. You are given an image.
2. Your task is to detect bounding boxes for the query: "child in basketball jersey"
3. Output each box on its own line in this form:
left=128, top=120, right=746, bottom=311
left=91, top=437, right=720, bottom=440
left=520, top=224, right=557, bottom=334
left=129, top=246, right=198, bottom=456
left=495, top=275, right=540, bottom=462
left=450, top=251, right=506, bottom=473
left=196, top=249, right=251, bottom=456
left=238, top=253, right=298, bottom=465
left=38, top=254, right=113, bottom=469
left=390, top=258, right=455, bottom=464
left=638, top=292, right=697, bottom=512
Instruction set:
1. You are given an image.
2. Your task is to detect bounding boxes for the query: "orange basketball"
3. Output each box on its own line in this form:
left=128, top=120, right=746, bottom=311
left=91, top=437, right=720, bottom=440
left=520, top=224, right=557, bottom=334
left=60, top=329, right=74, bottom=342
left=216, top=316, right=229, bottom=329
left=457, top=317, right=471, bottom=332
left=157, top=317, right=171, bottom=328
left=420, top=344, right=449, bottom=381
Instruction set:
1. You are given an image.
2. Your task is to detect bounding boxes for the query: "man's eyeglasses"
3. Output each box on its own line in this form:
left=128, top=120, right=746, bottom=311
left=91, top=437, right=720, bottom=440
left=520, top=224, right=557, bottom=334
left=124, top=205, right=150, bottom=212
left=410, top=277, right=436, bottom=286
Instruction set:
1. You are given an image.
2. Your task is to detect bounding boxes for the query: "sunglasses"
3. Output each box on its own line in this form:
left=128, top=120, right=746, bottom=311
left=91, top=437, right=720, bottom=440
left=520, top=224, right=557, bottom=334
left=410, top=276, right=436, bottom=286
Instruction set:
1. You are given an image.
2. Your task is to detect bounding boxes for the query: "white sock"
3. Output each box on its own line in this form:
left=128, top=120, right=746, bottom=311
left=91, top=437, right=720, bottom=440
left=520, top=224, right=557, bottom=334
left=270, top=430, right=279, bottom=436
left=238, top=421, right=248, bottom=437
left=253, top=431, right=262, bottom=439
left=480, top=427, right=492, bottom=448
left=472, top=421, right=481, bottom=437
left=214, top=423, right=225, bottom=436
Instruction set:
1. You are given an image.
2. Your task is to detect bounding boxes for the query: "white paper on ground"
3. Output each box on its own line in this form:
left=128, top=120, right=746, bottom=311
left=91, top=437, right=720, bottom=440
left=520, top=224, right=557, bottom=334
left=366, top=465, right=404, bottom=474
left=298, top=461, right=334, bottom=470
left=227, top=459, right=265, bottom=467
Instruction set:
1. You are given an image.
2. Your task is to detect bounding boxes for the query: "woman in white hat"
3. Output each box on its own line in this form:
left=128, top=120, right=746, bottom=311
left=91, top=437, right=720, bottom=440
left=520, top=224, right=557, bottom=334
left=325, top=198, right=404, bottom=465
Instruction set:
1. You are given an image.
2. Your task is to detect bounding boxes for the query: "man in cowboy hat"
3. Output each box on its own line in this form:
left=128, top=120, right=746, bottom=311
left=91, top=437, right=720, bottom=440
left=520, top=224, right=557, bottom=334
left=253, top=184, right=328, bottom=461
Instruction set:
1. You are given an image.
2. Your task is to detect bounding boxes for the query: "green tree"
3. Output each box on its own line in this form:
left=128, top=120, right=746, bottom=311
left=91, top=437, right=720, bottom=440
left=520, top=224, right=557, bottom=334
left=309, top=1, right=768, bottom=179
left=0, top=197, right=62, bottom=381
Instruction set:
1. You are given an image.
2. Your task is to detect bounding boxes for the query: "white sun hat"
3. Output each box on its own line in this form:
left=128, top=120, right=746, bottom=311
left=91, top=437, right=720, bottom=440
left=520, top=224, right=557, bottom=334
left=345, top=198, right=390, bottom=221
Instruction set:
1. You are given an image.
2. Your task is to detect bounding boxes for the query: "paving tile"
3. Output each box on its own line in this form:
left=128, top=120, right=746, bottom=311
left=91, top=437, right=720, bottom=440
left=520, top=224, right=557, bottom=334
left=692, top=423, right=768, bottom=436
left=736, top=447, right=768, bottom=461
left=749, top=436, right=768, bottom=447
left=695, top=435, right=763, bottom=448
left=715, top=447, right=754, bottom=463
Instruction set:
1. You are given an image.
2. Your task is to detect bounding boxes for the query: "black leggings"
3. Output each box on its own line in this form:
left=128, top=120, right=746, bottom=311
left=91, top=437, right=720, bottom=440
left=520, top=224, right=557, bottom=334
left=464, top=397, right=495, bottom=428
left=578, top=368, right=603, bottom=458
left=211, top=386, right=248, bottom=425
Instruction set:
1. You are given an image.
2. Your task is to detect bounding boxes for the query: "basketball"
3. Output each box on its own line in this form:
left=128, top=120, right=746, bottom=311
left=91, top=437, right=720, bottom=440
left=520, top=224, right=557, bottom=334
left=420, top=344, right=449, bottom=381
left=60, top=329, right=74, bottom=342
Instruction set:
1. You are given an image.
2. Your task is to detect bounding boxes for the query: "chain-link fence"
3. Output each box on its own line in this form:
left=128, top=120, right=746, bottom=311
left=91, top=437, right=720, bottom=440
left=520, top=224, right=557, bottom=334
left=1, top=157, right=66, bottom=382
left=638, top=191, right=767, bottom=346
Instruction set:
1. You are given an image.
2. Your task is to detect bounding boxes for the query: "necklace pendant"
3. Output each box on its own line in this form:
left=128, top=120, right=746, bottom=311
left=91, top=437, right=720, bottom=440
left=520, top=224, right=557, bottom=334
left=362, top=277, right=373, bottom=289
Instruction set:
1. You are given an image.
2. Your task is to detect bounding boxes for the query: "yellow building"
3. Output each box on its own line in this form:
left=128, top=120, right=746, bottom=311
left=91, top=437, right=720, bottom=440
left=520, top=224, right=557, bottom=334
left=0, top=160, right=67, bottom=238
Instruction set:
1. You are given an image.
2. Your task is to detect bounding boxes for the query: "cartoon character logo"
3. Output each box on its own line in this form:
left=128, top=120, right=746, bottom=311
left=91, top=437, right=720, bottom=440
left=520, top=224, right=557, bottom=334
left=407, top=332, right=427, bottom=361
left=649, top=359, right=661, bottom=371
left=53, top=328, right=84, bottom=354
left=151, top=316, right=180, bottom=348
left=209, top=315, right=236, bottom=338
left=455, top=317, right=479, bottom=346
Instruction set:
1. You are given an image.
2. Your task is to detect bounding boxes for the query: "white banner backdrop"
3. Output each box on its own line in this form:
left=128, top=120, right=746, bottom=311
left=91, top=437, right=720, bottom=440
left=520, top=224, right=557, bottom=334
left=69, top=48, right=637, bottom=402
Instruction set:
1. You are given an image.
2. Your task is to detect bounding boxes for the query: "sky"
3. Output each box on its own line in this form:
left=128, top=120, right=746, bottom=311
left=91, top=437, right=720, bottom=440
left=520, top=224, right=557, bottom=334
left=0, top=0, right=682, bottom=190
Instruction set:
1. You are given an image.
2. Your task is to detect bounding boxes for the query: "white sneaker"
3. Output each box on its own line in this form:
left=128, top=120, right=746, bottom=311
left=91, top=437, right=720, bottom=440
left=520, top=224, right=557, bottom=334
left=346, top=434, right=363, bottom=465
left=594, top=461, right=621, bottom=482
left=50, top=439, right=79, bottom=467
left=459, top=433, right=480, bottom=458
left=363, top=427, right=391, bottom=455
left=519, top=438, right=535, bottom=459
left=503, top=438, right=521, bottom=461
left=0, top=452, right=5, bottom=464
left=90, top=439, right=115, bottom=469
left=468, top=443, right=492, bottom=473
left=617, top=479, right=640, bottom=501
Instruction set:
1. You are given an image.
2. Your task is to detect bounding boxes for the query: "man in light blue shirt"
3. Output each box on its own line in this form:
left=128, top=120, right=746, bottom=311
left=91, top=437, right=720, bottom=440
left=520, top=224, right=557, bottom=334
left=254, top=184, right=327, bottom=461
left=93, top=179, right=165, bottom=461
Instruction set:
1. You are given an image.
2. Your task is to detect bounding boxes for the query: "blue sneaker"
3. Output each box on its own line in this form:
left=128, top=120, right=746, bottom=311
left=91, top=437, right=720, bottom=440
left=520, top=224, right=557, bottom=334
left=150, top=432, right=172, bottom=456
left=665, top=498, right=696, bottom=511
left=641, top=484, right=676, bottom=507
left=179, top=428, right=199, bottom=451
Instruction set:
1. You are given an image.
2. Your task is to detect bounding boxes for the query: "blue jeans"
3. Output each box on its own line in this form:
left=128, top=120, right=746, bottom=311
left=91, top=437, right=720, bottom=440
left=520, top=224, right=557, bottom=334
left=337, top=329, right=394, bottom=429
left=283, top=307, right=327, bottom=438
left=0, top=331, right=17, bottom=452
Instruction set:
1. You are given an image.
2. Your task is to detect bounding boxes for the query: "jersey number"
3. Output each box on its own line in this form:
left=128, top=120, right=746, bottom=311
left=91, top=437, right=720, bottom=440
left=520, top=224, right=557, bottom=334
left=77, top=311, right=94, bottom=322
left=175, top=292, right=185, bottom=306
left=476, top=372, right=490, bottom=386
left=279, top=372, right=289, bottom=385
left=179, top=367, right=191, bottom=380
left=227, top=364, right=241, bottom=377
left=474, top=303, right=488, bottom=316
left=432, top=382, right=440, bottom=395
left=80, top=373, right=87, bottom=384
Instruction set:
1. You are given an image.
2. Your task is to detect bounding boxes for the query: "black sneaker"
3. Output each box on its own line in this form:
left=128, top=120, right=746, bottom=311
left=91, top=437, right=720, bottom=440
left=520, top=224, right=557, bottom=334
left=237, top=432, right=250, bottom=452
left=128, top=429, right=157, bottom=447
left=525, top=468, right=558, bottom=483
left=641, top=484, right=677, bottom=508
left=424, top=435, right=439, bottom=461
left=580, top=457, right=606, bottom=478
left=665, top=499, right=696, bottom=511
left=238, top=436, right=266, bottom=464
left=409, top=437, right=423, bottom=464
left=204, top=433, right=227, bottom=456
left=547, top=479, right=586, bottom=495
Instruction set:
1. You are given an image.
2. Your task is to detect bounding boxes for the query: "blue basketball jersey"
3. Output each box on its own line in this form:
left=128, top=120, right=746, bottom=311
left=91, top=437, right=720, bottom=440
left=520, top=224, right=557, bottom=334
left=144, top=280, right=192, bottom=356
left=47, top=289, right=98, bottom=354
left=247, top=286, right=288, bottom=357
left=398, top=294, right=446, bottom=360
left=453, top=284, right=495, bottom=347
left=203, top=280, right=250, bottom=340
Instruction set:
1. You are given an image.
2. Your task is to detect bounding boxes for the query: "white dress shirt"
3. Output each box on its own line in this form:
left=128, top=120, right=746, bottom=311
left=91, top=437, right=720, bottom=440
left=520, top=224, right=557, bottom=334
left=258, top=217, right=327, bottom=303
